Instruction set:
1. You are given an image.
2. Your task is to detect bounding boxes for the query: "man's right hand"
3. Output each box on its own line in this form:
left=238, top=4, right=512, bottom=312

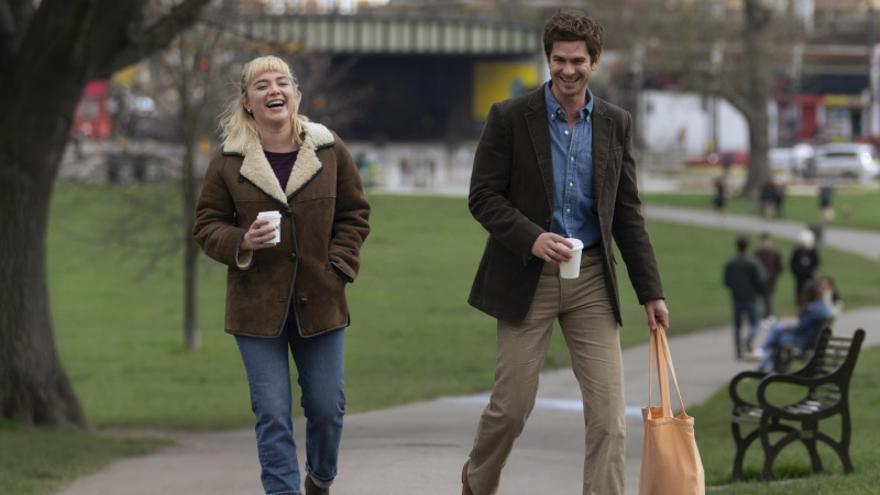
left=531, top=232, right=573, bottom=264
left=240, top=219, right=276, bottom=251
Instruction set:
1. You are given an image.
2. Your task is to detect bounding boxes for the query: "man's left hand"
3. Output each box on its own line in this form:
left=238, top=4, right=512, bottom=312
left=644, top=299, right=669, bottom=331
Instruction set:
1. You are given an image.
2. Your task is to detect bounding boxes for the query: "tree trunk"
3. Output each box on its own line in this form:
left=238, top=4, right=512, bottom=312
left=180, top=74, right=200, bottom=351
left=0, top=0, right=92, bottom=424
left=0, top=0, right=207, bottom=426
left=741, top=0, right=772, bottom=197
left=182, top=136, right=200, bottom=352
left=744, top=108, right=770, bottom=197
left=0, top=151, right=89, bottom=427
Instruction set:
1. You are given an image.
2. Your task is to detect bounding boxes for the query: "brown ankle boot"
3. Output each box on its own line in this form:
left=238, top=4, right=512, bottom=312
left=462, top=460, right=474, bottom=495
left=305, top=475, right=329, bottom=495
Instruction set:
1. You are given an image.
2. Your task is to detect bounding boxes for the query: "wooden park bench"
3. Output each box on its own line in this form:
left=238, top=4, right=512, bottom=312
left=728, top=328, right=865, bottom=481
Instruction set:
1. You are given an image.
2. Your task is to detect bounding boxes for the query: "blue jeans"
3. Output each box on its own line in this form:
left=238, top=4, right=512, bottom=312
left=758, top=323, right=808, bottom=371
left=732, top=299, right=759, bottom=358
left=236, top=319, right=345, bottom=495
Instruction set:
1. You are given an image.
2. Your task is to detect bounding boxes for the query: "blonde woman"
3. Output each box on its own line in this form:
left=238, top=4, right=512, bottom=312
left=193, top=55, right=370, bottom=495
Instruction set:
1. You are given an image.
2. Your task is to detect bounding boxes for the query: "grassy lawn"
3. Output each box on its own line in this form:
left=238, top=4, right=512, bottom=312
left=690, top=346, right=880, bottom=494
left=6, top=184, right=880, bottom=494
left=644, top=187, right=880, bottom=232
left=45, top=185, right=880, bottom=425
left=0, top=421, right=169, bottom=495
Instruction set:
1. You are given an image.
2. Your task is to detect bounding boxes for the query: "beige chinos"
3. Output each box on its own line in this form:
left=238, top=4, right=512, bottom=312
left=467, top=247, right=626, bottom=495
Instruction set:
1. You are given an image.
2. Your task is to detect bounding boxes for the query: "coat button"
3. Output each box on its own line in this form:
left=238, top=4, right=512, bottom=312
left=299, top=296, right=308, bottom=304
left=289, top=252, right=297, bottom=261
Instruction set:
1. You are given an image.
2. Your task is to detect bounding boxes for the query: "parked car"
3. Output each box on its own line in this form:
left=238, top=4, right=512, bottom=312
left=811, top=143, right=880, bottom=182
left=769, top=143, right=814, bottom=176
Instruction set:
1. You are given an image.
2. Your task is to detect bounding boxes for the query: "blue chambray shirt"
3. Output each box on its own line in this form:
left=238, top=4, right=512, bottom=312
left=543, top=81, right=601, bottom=249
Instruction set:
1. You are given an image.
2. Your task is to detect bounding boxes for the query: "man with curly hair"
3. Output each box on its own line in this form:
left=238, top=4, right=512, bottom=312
left=461, top=9, right=667, bottom=495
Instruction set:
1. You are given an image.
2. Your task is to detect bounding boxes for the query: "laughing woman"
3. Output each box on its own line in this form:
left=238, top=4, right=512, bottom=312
left=193, top=55, right=370, bottom=495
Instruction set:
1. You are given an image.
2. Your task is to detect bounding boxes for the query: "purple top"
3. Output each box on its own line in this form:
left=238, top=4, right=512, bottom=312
left=264, top=150, right=298, bottom=191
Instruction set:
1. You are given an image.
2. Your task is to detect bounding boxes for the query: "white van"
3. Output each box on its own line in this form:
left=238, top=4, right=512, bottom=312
left=812, top=143, right=879, bottom=183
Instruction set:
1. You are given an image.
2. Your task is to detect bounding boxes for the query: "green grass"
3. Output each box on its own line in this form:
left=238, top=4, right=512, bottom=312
left=5, top=184, right=879, bottom=495
left=689, top=347, right=880, bottom=494
left=43, top=185, right=880, bottom=425
left=42, top=185, right=880, bottom=427
left=0, top=421, right=169, bottom=495
left=644, top=188, right=880, bottom=232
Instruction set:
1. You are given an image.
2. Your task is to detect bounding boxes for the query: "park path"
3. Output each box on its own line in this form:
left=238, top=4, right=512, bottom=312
left=56, top=207, right=879, bottom=495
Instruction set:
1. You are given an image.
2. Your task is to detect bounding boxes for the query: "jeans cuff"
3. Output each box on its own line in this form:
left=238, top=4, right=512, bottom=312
left=307, top=472, right=333, bottom=489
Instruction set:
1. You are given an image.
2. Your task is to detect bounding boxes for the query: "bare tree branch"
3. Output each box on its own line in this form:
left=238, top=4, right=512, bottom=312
left=94, top=0, right=211, bottom=78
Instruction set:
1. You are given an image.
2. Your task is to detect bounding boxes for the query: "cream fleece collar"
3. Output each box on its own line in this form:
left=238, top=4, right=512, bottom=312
left=223, top=122, right=335, bottom=204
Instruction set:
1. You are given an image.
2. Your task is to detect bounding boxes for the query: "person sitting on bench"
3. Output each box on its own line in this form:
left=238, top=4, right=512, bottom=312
left=817, top=275, right=844, bottom=317
left=750, top=281, right=834, bottom=371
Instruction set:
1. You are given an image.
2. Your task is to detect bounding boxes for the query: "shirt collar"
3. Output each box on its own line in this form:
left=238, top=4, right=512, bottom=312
left=544, top=81, right=593, bottom=122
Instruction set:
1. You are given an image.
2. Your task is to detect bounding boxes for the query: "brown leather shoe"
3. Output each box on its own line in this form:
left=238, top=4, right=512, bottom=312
left=462, top=460, right=474, bottom=495
left=305, top=475, right=329, bottom=495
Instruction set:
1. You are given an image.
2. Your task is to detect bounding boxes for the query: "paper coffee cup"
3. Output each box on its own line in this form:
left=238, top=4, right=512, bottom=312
left=559, top=238, right=585, bottom=279
left=257, top=210, right=281, bottom=245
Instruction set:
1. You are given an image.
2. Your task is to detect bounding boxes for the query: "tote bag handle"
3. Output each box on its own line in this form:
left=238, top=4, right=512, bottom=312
left=647, top=325, right=687, bottom=418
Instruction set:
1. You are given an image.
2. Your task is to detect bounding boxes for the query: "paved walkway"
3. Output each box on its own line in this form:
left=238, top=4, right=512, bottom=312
left=57, top=209, right=879, bottom=495
left=646, top=205, right=880, bottom=261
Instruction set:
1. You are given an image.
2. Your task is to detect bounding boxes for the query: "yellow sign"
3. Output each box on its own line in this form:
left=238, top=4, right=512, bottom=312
left=473, top=61, right=539, bottom=120
left=112, top=64, right=140, bottom=88
left=824, top=94, right=861, bottom=107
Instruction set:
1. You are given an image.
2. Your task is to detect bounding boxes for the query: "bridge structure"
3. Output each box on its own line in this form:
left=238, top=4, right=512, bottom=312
left=225, top=12, right=543, bottom=56
left=208, top=13, right=548, bottom=143
left=205, top=10, right=880, bottom=146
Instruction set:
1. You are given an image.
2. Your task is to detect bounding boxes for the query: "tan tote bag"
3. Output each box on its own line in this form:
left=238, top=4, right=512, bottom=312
left=639, top=326, right=705, bottom=495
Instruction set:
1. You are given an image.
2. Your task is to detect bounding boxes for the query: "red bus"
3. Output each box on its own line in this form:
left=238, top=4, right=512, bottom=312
left=72, top=80, right=113, bottom=140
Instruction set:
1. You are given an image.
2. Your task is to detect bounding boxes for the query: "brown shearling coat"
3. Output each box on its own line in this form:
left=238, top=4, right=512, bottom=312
left=193, top=121, right=370, bottom=337
left=468, top=87, right=663, bottom=323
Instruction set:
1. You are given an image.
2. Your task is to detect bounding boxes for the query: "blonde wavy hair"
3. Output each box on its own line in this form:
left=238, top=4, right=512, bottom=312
left=219, top=55, right=305, bottom=151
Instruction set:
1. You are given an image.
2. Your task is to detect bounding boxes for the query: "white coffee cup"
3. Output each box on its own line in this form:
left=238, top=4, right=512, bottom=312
left=257, top=210, right=282, bottom=245
left=558, top=238, right=585, bottom=279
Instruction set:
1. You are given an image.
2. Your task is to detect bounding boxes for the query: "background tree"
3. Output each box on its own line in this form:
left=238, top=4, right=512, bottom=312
left=593, top=0, right=799, bottom=198
left=0, top=0, right=209, bottom=427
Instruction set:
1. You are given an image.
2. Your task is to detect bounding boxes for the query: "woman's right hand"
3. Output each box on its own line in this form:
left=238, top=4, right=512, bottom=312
left=240, top=219, right=276, bottom=251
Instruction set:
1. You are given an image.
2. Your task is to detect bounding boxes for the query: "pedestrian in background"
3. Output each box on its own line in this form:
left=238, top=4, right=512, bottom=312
left=720, top=151, right=734, bottom=176
left=712, top=175, right=726, bottom=213
left=759, top=174, right=785, bottom=218
left=771, top=174, right=786, bottom=217
left=759, top=179, right=776, bottom=217
left=462, top=10, right=668, bottom=495
left=723, top=235, right=767, bottom=359
left=818, top=182, right=835, bottom=222
left=753, top=232, right=782, bottom=320
left=790, top=229, right=820, bottom=307
left=193, top=55, right=370, bottom=495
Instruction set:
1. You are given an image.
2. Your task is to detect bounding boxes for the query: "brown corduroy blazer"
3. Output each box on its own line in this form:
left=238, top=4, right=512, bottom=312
left=468, top=87, right=663, bottom=324
left=193, top=121, right=370, bottom=337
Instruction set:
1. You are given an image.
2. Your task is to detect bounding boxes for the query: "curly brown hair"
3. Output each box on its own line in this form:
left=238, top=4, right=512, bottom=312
left=542, top=9, right=604, bottom=63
